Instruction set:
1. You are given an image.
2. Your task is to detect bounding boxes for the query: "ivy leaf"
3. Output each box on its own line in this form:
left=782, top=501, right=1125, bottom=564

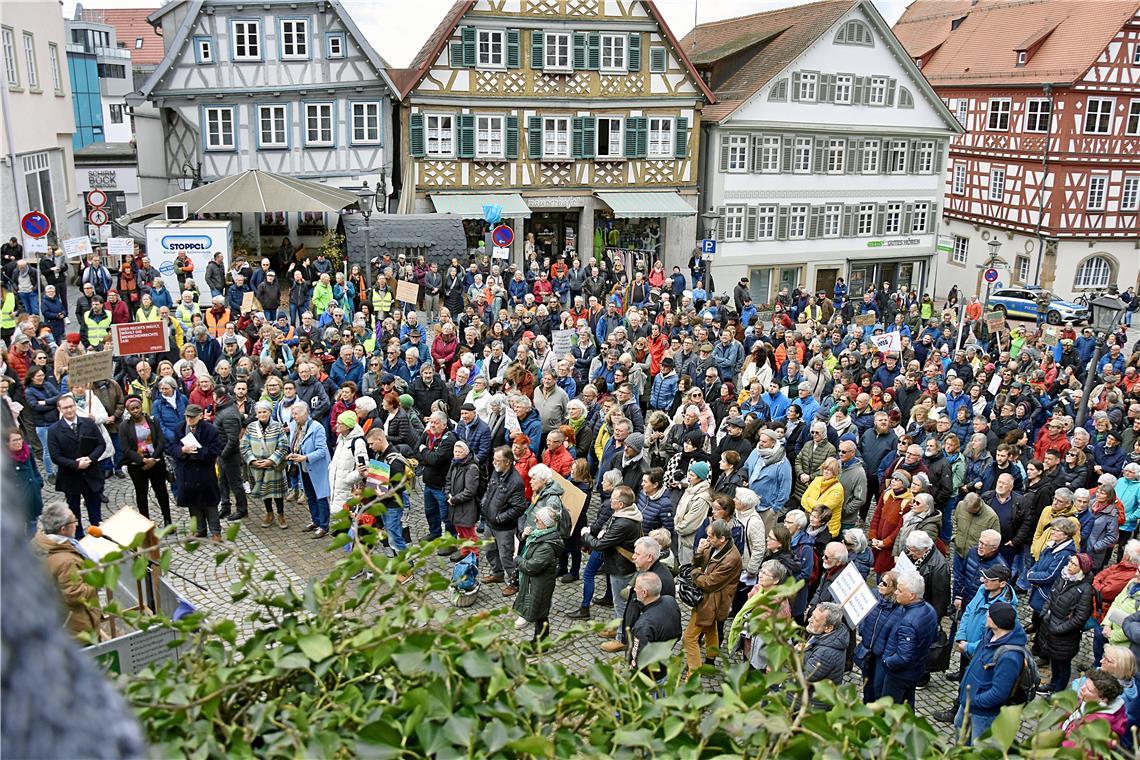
left=442, top=715, right=474, bottom=748
left=298, top=633, right=333, bottom=663
left=987, top=703, right=1023, bottom=751
left=458, top=650, right=495, bottom=679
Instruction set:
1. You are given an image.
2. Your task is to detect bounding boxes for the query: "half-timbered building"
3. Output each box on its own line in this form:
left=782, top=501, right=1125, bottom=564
left=895, top=0, right=1140, bottom=300
left=393, top=0, right=712, bottom=270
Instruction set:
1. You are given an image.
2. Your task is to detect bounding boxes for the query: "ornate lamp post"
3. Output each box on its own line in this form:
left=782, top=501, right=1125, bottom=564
left=356, top=181, right=376, bottom=288
left=698, top=209, right=721, bottom=292
left=1073, top=292, right=1127, bottom=428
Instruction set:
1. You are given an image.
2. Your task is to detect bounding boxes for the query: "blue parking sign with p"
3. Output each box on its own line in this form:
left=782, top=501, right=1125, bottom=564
left=700, top=239, right=716, bottom=254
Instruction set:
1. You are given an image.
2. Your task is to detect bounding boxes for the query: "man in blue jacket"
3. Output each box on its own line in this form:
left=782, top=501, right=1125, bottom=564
left=744, top=428, right=792, bottom=515
left=954, top=601, right=1028, bottom=744
left=880, top=570, right=939, bottom=707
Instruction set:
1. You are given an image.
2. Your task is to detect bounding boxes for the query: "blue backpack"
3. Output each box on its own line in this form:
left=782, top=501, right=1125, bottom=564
left=451, top=553, right=479, bottom=592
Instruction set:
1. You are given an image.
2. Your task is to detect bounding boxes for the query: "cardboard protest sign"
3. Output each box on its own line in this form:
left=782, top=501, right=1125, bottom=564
left=68, top=350, right=114, bottom=386
left=240, top=291, right=255, bottom=314
left=985, top=311, right=1006, bottom=333
left=1040, top=327, right=1059, bottom=346
left=396, top=280, right=419, bottom=304
left=112, top=321, right=169, bottom=356
left=871, top=332, right=902, bottom=354
left=550, top=470, right=586, bottom=529
left=854, top=313, right=877, bottom=328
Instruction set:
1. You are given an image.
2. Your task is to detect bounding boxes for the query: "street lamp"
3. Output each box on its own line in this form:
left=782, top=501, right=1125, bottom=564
left=1073, top=291, right=1128, bottom=428
left=698, top=209, right=721, bottom=291
left=178, top=161, right=202, bottom=192
left=356, top=181, right=376, bottom=288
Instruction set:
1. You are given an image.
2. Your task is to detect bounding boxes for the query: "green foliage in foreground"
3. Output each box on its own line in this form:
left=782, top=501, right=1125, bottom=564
left=83, top=495, right=1121, bottom=759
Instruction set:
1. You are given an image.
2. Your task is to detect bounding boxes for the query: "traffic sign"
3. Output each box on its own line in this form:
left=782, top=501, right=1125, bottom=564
left=491, top=224, right=514, bottom=248
left=21, top=210, right=51, bottom=239
left=984, top=267, right=999, bottom=283
left=88, top=208, right=109, bottom=226
left=700, top=239, right=716, bottom=254
left=86, top=189, right=108, bottom=208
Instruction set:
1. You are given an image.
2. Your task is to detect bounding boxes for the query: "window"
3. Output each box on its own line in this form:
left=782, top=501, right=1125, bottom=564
left=760, top=136, right=780, bottom=173
left=836, top=19, right=874, bottom=46
left=204, top=106, right=235, bottom=150
left=97, top=63, right=126, bottom=79
left=596, top=116, right=622, bottom=158
left=134, top=37, right=143, bottom=49
left=351, top=102, right=381, bottom=144
left=724, top=205, right=745, bottom=241
left=600, top=34, right=626, bottom=72
left=1135, top=44, right=1140, bottom=65
left=912, top=202, right=930, bottom=234
left=1016, top=51, right=1028, bottom=66
left=426, top=114, right=454, bottom=156
left=788, top=205, right=809, bottom=239
left=727, top=134, right=748, bottom=172
left=1127, top=100, right=1140, bottom=136
left=3, top=28, right=19, bottom=87
left=544, top=32, right=570, bottom=71
left=953, top=162, right=966, bottom=194
left=987, top=98, right=1011, bottom=131
left=477, top=30, right=503, bottom=68
left=956, top=98, right=969, bottom=126
left=1123, top=176, right=1139, bottom=212
left=258, top=104, right=288, bottom=148
left=793, top=136, right=812, bottom=173
left=305, top=103, right=334, bottom=146
left=756, top=205, right=777, bottom=239
left=195, top=37, right=214, bottom=64
left=647, top=117, right=673, bottom=157
left=861, top=139, right=879, bottom=174
left=989, top=168, right=1005, bottom=201
left=868, top=76, right=887, bottom=106
left=834, top=74, right=852, bottom=104
left=47, top=43, right=60, bottom=92
left=22, top=33, right=37, bottom=89
left=1086, top=175, right=1108, bottom=211
left=916, top=141, right=935, bottom=173
left=475, top=115, right=504, bottom=158
left=543, top=116, right=570, bottom=158
left=826, top=138, right=845, bottom=173
left=649, top=46, right=667, bottom=73
left=109, top=104, right=123, bottom=124
left=326, top=34, right=345, bottom=59
left=823, top=205, right=842, bottom=237
left=888, top=140, right=907, bottom=173
left=798, top=71, right=817, bottom=102
left=1016, top=255, right=1031, bottom=283
left=1075, top=256, right=1112, bottom=289
left=279, top=19, right=309, bottom=60
left=1025, top=99, right=1051, bottom=133
left=231, top=20, right=261, bottom=61
left=884, top=202, right=903, bottom=234
left=951, top=235, right=969, bottom=264
left=23, top=152, right=54, bottom=228
left=1084, top=98, right=1114, bottom=134
left=857, top=204, right=875, bottom=236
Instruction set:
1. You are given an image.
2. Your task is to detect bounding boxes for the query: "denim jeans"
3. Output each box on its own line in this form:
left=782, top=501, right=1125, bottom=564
left=102, top=431, right=122, bottom=472
left=581, top=550, right=610, bottom=608
left=954, top=703, right=997, bottom=745
left=18, top=292, right=37, bottom=314
left=301, top=471, right=330, bottom=531
left=423, top=485, right=451, bottom=538
left=940, top=496, right=958, bottom=543
left=610, top=572, right=635, bottom=639
left=384, top=500, right=406, bottom=552
left=1093, top=622, right=1107, bottom=667
left=35, top=426, right=54, bottom=477
left=289, top=303, right=305, bottom=327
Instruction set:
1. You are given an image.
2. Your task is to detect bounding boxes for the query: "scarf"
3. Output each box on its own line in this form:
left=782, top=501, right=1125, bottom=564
left=1060, top=567, right=1084, bottom=583
left=758, top=443, right=785, bottom=466
left=806, top=524, right=826, bottom=539
left=8, top=442, right=30, bottom=464
left=568, top=414, right=586, bottom=435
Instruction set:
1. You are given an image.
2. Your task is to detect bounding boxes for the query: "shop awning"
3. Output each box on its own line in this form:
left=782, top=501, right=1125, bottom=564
left=595, top=191, right=696, bottom=219
left=429, top=193, right=531, bottom=219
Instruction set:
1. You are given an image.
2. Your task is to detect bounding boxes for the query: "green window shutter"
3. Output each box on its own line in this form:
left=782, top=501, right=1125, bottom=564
left=449, top=41, right=464, bottom=68
left=408, top=113, right=425, bottom=157
left=934, top=142, right=945, bottom=173
left=649, top=46, right=666, bottom=73
left=781, top=136, right=793, bottom=172
left=457, top=113, right=475, bottom=158
left=581, top=116, right=596, bottom=158
left=813, top=138, right=826, bottom=173
left=587, top=32, right=600, bottom=71
left=572, top=116, right=585, bottom=159
left=852, top=77, right=865, bottom=105
left=573, top=32, right=587, bottom=70
left=908, top=139, right=919, bottom=174
left=627, top=33, right=641, bottom=71
left=674, top=116, right=689, bottom=158
left=528, top=115, right=543, bottom=159
left=809, top=206, right=824, bottom=239
left=506, top=29, right=520, bottom=68
left=790, top=71, right=801, bottom=101
left=927, top=206, right=936, bottom=233
left=719, top=134, right=730, bottom=171
left=902, top=203, right=914, bottom=233
left=624, top=118, right=639, bottom=158
left=776, top=206, right=790, bottom=240
left=846, top=138, right=859, bottom=173
left=842, top=205, right=855, bottom=237
left=886, top=78, right=897, bottom=107
left=715, top=205, right=726, bottom=241
left=874, top=203, right=887, bottom=236
left=745, top=206, right=759, bottom=240
left=750, top=134, right=763, bottom=172
left=505, top=115, right=519, bottom=159
left=461, top=27, right=476, bottom=68
left=636, top=117, right=648, bottom=157
left=531, top=31, right=544, bottom=70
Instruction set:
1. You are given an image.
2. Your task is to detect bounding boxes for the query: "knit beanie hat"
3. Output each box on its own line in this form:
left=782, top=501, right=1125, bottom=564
left=625, top=432, right=645, bottom=453
left=337, top=410, right=358, bottom=429
left=688, top=460, right=710, bottom=480
left=1075, top=553, right=1093, bottom=575
left=890, top=470, right=912, bottom=489
left=987, top=601, right=1016, bottom=631
left=399, top=394, right=414, bottom=409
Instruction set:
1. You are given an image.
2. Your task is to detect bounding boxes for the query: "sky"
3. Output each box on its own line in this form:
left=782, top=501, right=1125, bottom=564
left=63, top=0, right=912, bottom=67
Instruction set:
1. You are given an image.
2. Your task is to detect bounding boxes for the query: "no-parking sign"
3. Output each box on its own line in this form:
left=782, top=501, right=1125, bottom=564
left=21, top=211, right=51, bottom=239
left=491, top=224, right=514, bottom=248
left=984, top=268, right=999, bottom=283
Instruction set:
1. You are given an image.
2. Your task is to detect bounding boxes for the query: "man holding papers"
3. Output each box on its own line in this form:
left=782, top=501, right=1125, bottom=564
left=170, top=403, right=224, bottom=541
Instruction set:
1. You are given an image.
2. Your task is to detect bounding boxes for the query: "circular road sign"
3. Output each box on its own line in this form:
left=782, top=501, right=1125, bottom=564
left=87, top=189, right=108, bottom=208
left=88, top=208, right=109, bottom=226
left=491, top=224, right=514, bottom=248
left=984, top=268, right=999, bottom=283
left=20, top=210, right=51, bottom=239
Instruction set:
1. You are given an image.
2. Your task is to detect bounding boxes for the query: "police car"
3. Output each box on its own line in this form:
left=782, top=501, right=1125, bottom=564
left=987, top=287, right=1088, bottom=325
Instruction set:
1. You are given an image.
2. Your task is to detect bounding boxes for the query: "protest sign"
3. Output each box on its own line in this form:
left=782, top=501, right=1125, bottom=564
left=62, top=236, right=93, bottom=259
left=988, top=373, right=1003, bottom=396
left=985, top=311, right=1006, bottom=333
left=107, top=238, right=135, bottom=258
left=550, top=471, right=586, bottom=529
left=871, top=332, right=902, bottom=354
left=1040, top=327, right=1059, bottom=347
left=828, top=562, right=878, bottom=627
left=757, top=310, right=774, bottom=324
left=240, top=291, right=255, bottom=314
left=396, top=280, right=419, bottom=304
left=854, top=313, right=877, bottom=328
left=112, top=322, right=169, bottom=356
left=67, top=351, right=114, bottom=386
left=551, top=329, right=575, bottom=357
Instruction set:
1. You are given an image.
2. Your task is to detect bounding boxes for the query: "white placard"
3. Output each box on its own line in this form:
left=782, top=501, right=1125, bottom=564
left=108, top=237, right=135, bottom=257
left=828, top=561, right=878, bottom=627
left=551, top=328, right=575, bottom=357
left=871, top=333, right=902, bottom=354
left=492, top=246, right=510, bottom=260
left=23, top=237, right=48, bottom=254
left=987, top=373, right=1002, bottom=396
left=62, top=236, right=94, bottom=259
left=180, top=432, right=201, bottom=450
left=893, top=551, right=917, bottom=576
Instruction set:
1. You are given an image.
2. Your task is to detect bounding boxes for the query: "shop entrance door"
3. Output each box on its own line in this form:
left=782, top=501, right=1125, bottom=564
left=814, top=268, right=839, bottom=297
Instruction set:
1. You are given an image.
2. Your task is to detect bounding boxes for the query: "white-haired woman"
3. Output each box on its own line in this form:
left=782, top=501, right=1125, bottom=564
left=514, top=505, right=564, bottom=643
left=241, top=399, right=290, bottom=528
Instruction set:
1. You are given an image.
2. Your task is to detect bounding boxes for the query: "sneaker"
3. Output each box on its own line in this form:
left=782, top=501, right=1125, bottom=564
left=559, top=573, right=579, bottom=584
left=565, top=607, right=590, bottom=620
left=931, top=707, right=958, bottom=724
left=278, top=514, right=288, bottom=529
left=313, top=528, right=328, bottom=539
left=600, top=640, right=625, bottom=653
left=481, top=574, right=504, bottom=584
left=916, top=674, right=931, bottom=689
left=261, top=515, right=274, bottom=528
left=503, top=585, right=518, bottom=596
left=302, top=522, right=317, bottom=532
left=594, top=596, right=614, bottom=608
left=598, top=628, right=616, bottom=639
left=514, top=616, right=528, bottom=629
left=227, top=511, right=247, bottom=522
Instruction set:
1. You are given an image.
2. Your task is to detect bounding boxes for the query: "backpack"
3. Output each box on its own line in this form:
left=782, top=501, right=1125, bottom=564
left=676, top=563, right=705, bottom=607
left=989, top=644, right=1038, bottom=705
left=558, top=504, right=574, bottom=541
left=451, top=553, right=479, bottom=592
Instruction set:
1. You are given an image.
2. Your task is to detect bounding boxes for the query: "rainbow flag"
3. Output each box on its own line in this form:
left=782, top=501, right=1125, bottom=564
left=366, top=459, right=390, bottom=491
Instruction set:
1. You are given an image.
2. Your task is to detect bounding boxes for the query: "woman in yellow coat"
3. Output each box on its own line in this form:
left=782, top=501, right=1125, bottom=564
left=802, top=457, right=845, bottom=536
left=1030, top=488, right=1082, bottom=559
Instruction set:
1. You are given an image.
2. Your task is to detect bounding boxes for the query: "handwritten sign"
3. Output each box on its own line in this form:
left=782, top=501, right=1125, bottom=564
left=1040, top=327, right=1059, bottom=347
left=549, top=470, right=586, bottom=529
left=107, top=237, right=135, bottom=258
left=551, top=329, right=575, bottom=357
left=396, top=280, right=419, bottom=304
left=67, top=350, right=114, bottom=386
left=985, top=311, right=1006, bottom=333
left=854, top=313, right=877, bottom=328
left=828, top=562, right=878, bottom=627
left=871, top=332, right=902, bottom=354
left=112, top=321, right=169, bottom=356
left=240, top=291, right=255, bottom=314
left=62, top=236, right=94, bottom=259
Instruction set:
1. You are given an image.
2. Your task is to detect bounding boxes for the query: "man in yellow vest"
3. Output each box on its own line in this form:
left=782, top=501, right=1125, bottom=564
left=0, top=283, right=16, bottom=343
left=371, top=277, right=393, bottom=319
left=204, top=296, right=231, bottom=338
left=82, top=297, right=113, bottom=348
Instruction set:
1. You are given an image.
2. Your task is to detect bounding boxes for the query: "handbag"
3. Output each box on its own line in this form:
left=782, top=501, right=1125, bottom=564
left=676, top=563, right=705, bottom=608
left=926, top=627, right=953, bottom=673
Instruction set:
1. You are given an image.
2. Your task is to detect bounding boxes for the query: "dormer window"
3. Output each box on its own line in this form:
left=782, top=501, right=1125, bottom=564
left=1016, top=50, right=1027, bottom=66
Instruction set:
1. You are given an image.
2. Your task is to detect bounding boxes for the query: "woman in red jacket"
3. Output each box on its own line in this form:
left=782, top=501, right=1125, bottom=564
left=431, top=323, right=459, bottom=375
left=869, top=470, right=914, bottom=574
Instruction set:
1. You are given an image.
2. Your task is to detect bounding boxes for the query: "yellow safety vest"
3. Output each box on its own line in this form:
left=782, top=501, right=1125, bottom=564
left=371, top=288, right=393, bottom=316
left=175, top=303, right=200, bottom=326
left=0, top=292, right=15, bottom=329
left=136, top=305, right=160, bottom=322
left=84, top=310, right=112, bottom=347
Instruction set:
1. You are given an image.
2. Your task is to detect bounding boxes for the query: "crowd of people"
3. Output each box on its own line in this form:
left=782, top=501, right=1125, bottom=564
left=4, top=234, right=1140, bottom=747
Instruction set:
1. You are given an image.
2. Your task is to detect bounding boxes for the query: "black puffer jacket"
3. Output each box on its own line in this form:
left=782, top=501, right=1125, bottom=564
left=481, top=466, right=528, bottom=530
left=214, top=397, right=244, bottom=460
left=582, top=504, right=642, bottom=575
left=922, top=450, right=954, bottom=506
left=1037, top=574, right=1093, bottom=661
left=446, top=456, right=481, bottom=528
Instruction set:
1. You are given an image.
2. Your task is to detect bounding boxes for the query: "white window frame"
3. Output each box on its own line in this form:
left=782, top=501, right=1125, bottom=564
left=1122, top=175, right=1139, bottom=212
left=1135, top=45, right=1140, bottom=65
left=888, top=139, right=907, bottom=174
left=833, top=74, right=852, bottom=104
left=257, top=104, right=288, bottom=149
left=326, top=34, right=344, bottom=59
left=596, top=116, right=623, bottom=159
left=543, top=116, right=570, bottom=158
left=953, top=162, right=966, bottom=195
left=857, top=204, right=875, bottom=236
left=2, top=28, right=17, bottom=87
left=544, top=32, right=570, bottom=72
left=1016, top=255, right=1031, bottom=283
left=823, top=204, right=842, bottom=238
left=599, top=33, right=626, bottom=73
left=884, top=202, right=903, bottom=235
left=868, top=76, right=887, bottom=106
left=793, top=136, right=812, bottom=174
left=22, top=32, right=37, bottom=89
left=231, top=20, right=261, bottom=61
left=1025, top=98, right=1051, bottom=133
left=861, top=139, right=880, bottom=174
left=989, top=168, right=1005, bottom=201
left=1084, top=97, right=1114, bottom=135
left=304, top=102, right=334, bottom=147
left=47, top=42, right=61, bottom=93
left=350, top=102, right=381, bottom=145
left=1086, top=175, right=1108, bottom=211
left=477, top=29, right=504, bottom=69
left=647, top=117, right=673, bottom=158
left=951, top=235, right=969, bottom=264
left=196, top=37, right=214, bottom=64
left=204, top=106, right=235, bottom=151
left=826, top=138, right=845, bottom=174
left=760, top=136, right=780, bottom=173
left=724, top=205, right=746, bottom=241
left=279, top=19, right=309, bottom=60
left=956, top=98, right=969, bottom=126
left=1075, top=257, right=1112, bottom=289
left=425, top=113, right=454, bottom=157
left=798, top=71, right=817, bottom=102
left=727, top=134, right=748, bottom=172
left=756, top=205, right=777, bottom=240
left=916, top=141, right=935, bottom=173
left=108, top=103, right=124, bottom=124
left=475, top=114, right=504, bottom=159
left=1127, top=99, right=1140, bottom=136
left=986, top=98, right=1011, bottom=131
left=788, top=205, right=809, bottom=240
left=912, top=202, right=930, bottom=234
